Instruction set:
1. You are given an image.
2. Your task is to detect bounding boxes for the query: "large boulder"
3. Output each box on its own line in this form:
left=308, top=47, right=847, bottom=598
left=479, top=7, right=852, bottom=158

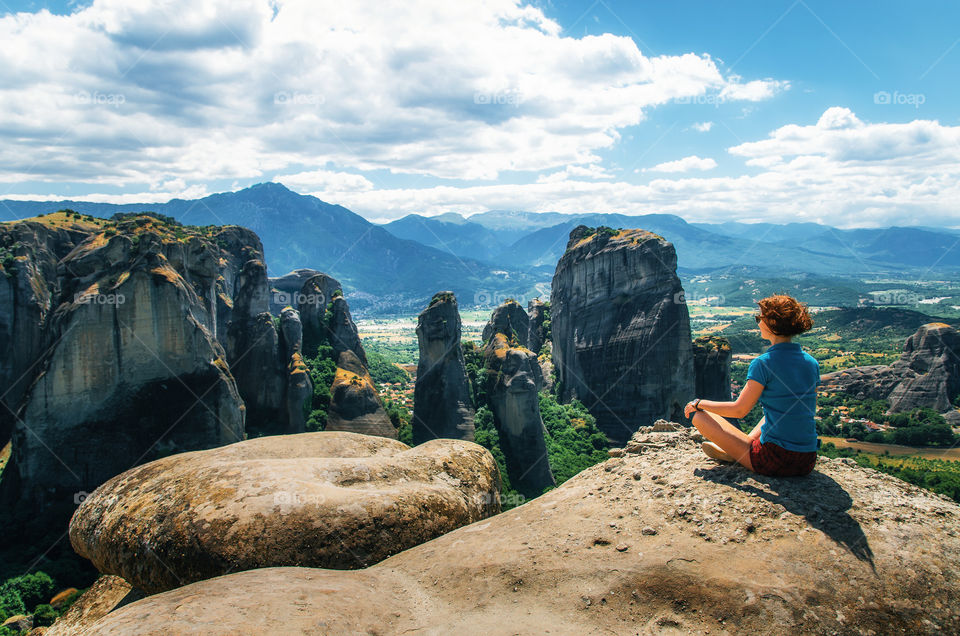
left=82, top=425, right=960, bottom=634
left=413, top=292, right=476, bottom=444
left=551, top=225, right=695, bottom=444
left=483, top=332, right=555, bottom=497
left=69, top=431, right=500, bottom=594
left=821, top=322, right=960, bottom=415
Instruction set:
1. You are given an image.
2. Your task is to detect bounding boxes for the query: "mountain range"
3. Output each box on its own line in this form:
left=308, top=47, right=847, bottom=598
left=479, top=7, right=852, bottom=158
left=3, top=183, right=959, bottom=313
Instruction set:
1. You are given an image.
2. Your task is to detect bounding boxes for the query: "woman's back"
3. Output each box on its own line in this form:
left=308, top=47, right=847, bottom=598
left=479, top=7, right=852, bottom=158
left=747, top=342, right=820, bottom=452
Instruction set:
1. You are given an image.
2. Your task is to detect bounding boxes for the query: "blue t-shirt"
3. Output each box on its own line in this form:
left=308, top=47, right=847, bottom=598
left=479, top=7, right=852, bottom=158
left=746, top=342, right=820, bottom=452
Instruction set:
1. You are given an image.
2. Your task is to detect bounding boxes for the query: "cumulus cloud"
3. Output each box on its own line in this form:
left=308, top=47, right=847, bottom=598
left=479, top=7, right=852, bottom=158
left=649, top=155, right=717, bottom=173
left=331, top=108, right=960, bottom=229
left=691, top=121, right=713, bottom=132
left=0, top=0, right=784, bottom=189
left=273, top=169, right=374, bottom=192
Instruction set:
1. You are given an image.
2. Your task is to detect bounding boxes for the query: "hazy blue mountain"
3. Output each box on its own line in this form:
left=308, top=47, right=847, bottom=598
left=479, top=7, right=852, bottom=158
left=492, top=213, right=868, bottom=275
left=464, top=210, right=575, bottom=245
left=381, top=213, right=509, bottom=262
left=0, top=184, right=546, bottom=313
left=692, top=221, right=832, bottom=243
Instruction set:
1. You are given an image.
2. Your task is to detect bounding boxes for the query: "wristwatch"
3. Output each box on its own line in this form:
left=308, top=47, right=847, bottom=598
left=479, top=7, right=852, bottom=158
left=693, top=398, right=702, bottom=411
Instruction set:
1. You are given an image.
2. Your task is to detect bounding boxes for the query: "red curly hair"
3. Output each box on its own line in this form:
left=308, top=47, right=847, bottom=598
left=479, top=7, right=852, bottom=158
left=756, top=294, right=813, bottom=336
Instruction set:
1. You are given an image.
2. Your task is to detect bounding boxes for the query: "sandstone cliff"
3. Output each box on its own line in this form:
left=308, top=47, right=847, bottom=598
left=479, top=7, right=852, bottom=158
left=480, top=298, right=530, bottom=349
left=482, top=331, right=556, bottom=497
left=413, top=292, right=476, bottom=444
left=821, top=322, right=960, bottom=416
left=0, top=212, right=311, bottom=528
left=550, top=225, right=694, bottom=444
left=296, top=273, right=393, bottom=437
left=71, top=424, right=960, bottom=635
left=693, top=335, right=733, bottom=402
left=526, top=298, right=549, bottom=356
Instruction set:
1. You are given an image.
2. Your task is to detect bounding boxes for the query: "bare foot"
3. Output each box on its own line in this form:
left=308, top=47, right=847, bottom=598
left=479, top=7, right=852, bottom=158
left=701, top=441, right=734, bottom=463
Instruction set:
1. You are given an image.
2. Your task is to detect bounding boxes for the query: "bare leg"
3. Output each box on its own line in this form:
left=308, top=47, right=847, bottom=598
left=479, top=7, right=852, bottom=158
left=691, top=411, right=754, bottom=471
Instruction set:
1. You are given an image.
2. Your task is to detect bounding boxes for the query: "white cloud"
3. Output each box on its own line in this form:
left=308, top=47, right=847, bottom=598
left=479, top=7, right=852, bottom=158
left=273, top=169, right=374, bottom=192
left=691, top=121, right=713, bottom=132
left=326, top=108, right=960, bottom=229
left=649, top=155, right=717, bottom=173
left=0, top=0, right=785, bottom=189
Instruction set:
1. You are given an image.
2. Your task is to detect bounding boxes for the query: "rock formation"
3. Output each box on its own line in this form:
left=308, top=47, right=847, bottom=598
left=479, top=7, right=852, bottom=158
left=69, top=431, right=500, bottom=594
left=550, top=225, right=695, bottom=444
left=483, top=331, right=556, bottom=497
left=324, top=350, right=396, bottom=438
left=526, top=298, right=549, bottom=355
left=480, top=298, right=529, bottom=348
left=413, top=292, right=476, bottom=444
left=0, top=213, right=311, bottom=528
left=821, top=322, right=960, bottom=415
left=692, top=335, right=732, bottom=401
left=279, top=307, right=311, bottom=434
left=266, top=267, right=322, bottom=313
left=73, top=424, right=960, bottom=635
left=295, top=273, right=394, bottom=437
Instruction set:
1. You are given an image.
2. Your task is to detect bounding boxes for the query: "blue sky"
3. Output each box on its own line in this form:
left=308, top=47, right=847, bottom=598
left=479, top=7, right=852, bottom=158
left=1, top=0, right=958, bottom=226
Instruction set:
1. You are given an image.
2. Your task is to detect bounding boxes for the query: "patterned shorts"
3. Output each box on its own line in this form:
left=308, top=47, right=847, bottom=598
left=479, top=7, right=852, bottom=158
left=749, top=438, right=817, bottom=477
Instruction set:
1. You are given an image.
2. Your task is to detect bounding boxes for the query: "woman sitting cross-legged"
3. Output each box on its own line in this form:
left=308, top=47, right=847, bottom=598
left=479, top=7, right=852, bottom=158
left=683, top=294, right=821, bottom=477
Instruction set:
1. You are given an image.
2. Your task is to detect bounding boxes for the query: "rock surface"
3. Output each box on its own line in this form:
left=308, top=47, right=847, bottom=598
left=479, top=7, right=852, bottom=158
left=483, top=332, right=556, bottom=497
left=45, top=575, right=141, bottom=636
left=821, top=322, right=960, bottom=414
left=69, top=431, right=500, bottom=594
left=693, top=335, right=733, bottom=401
left=551, top=225, right=695, bottom=444
left=413, top=292, right=476, bottom=444
left=83, top=424, right=960, bottom=635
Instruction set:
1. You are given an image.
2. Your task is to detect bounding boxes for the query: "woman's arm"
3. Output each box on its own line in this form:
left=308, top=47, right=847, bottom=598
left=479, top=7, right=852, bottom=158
left=692, top=379, right=764, bottom=419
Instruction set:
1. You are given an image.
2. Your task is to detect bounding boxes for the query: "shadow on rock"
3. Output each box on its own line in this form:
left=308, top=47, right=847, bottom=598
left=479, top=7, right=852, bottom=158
left=695, top=466, right=875, bottom=569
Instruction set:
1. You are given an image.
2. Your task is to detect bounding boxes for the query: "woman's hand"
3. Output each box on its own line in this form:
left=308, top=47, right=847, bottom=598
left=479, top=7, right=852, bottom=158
left=683, top=400, right=698, bottom=418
